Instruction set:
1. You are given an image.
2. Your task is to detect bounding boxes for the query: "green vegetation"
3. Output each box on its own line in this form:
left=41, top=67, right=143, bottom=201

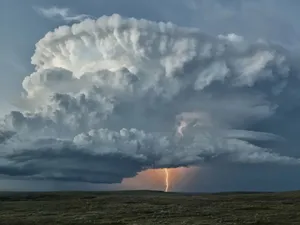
left=0, top=190, right=299, bottom=224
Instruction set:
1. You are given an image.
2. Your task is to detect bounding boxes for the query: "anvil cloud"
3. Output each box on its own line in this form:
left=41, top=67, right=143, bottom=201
left=1, top=14, right=300, bottom=183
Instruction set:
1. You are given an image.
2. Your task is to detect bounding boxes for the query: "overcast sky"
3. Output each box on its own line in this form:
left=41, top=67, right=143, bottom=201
left=1, top=0, right=300, bottom=192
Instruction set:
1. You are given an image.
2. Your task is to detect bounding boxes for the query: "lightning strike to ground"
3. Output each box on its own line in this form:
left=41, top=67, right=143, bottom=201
left=163, top=119, right=187, bottom=192
left=164, top=168, right=169, bottom=192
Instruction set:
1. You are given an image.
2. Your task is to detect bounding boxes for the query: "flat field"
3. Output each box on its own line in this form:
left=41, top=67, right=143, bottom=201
left=0, top=190, right=299, bottom=225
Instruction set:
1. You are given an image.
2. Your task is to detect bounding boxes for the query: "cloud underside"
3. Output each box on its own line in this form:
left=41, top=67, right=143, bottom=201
left=1, top=14, right=300, bottom=183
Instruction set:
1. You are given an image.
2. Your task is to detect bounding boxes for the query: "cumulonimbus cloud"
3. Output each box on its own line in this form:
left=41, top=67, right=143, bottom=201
left=1, top=14, right=300, bottom=183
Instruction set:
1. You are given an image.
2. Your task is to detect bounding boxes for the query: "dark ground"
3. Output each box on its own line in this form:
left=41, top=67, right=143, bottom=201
left=0, top=190, right=299, bottom=225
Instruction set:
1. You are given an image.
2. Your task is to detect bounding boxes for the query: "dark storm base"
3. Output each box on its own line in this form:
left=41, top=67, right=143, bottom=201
left=0, top=190, right=299, bottom=225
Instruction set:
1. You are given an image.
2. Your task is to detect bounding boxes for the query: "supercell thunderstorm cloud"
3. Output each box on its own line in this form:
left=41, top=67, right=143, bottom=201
left=1, top=14, right=300, bottom=184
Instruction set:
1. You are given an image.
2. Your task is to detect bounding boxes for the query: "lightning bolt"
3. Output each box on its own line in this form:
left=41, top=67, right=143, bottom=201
left=164, top=168, right=169, bottom=192
left=163, top=119, right=187, bottom=192
left=177, top=120, right=187, bottom=137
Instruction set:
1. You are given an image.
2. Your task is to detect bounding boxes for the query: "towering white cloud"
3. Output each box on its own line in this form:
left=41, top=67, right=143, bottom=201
left=1, top=14, right=300, bottom=183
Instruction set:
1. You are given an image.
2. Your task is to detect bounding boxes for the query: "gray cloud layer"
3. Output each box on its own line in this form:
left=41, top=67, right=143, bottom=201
left=1, top=14, right=300, bottom=184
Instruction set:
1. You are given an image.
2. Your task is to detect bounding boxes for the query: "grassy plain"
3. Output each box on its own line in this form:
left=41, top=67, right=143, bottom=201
left=0, top=190, right=299, bottom=224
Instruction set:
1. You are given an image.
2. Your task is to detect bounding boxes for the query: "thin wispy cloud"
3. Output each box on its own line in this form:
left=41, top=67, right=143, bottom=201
left=34, top=6, right=91, bottom=23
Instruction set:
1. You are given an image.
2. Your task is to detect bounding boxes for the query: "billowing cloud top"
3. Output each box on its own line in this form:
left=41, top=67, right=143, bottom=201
left=1, top=14, right=300, bottom=183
